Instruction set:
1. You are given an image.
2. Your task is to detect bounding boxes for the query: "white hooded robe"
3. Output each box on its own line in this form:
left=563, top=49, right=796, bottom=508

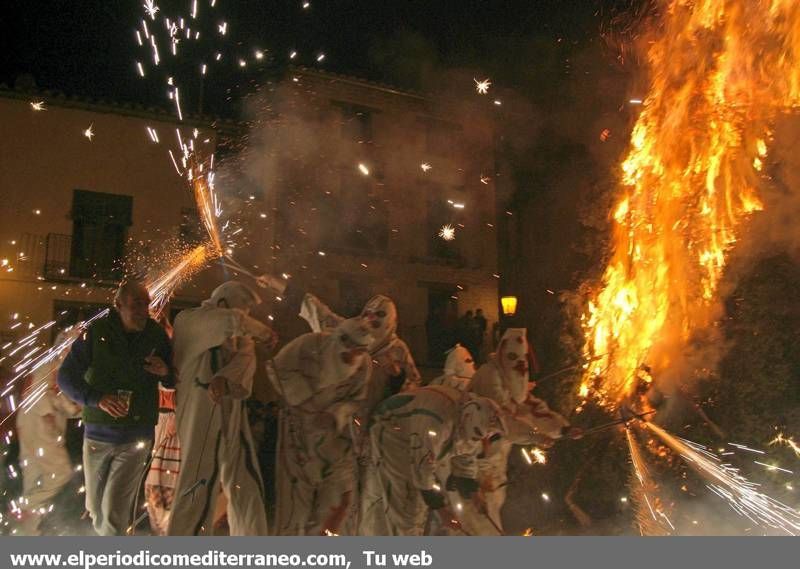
left=268, top=320, right=373, bottom=535
left=167, top=306, right=269, bottom=536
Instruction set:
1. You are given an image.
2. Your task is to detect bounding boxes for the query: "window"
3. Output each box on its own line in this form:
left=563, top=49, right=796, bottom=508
left=425, top=285, right=459, bottom=366
left=328, top=169, right=389, bottom=252
left=179, top=207, right=203, bottom=245
left=70, top=190, right=132, bottom=281
left=333, top=102, right=375, bottom=143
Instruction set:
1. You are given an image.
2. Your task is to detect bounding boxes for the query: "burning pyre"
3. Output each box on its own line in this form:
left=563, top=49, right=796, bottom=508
left=580, top=0, right=800, bottom=407
left=576, top=0, right=800, bottom=534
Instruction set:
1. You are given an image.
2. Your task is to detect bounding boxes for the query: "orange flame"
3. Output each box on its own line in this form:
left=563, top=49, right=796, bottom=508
left=580, top=0, right=800, bottom=407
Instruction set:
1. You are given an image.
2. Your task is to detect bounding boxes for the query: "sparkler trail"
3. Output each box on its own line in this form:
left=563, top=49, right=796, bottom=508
left=0, top=311, right=106, bottom=428
left=752, top=461, right=793, bottom=475
left=187, top=155, right=224, bottom=257
left=5, top=0, right=325, bottom=532
left=2, top=244, right=211, bottom=430
left=625, top=428, right=674, bottom=535
left=130, top=0, right=284, bottom=281
left=645, top=422, right=800, bottom=535
left=0, top=270, right=196, bottom=530
left=147, top=244, right=209, bottom=319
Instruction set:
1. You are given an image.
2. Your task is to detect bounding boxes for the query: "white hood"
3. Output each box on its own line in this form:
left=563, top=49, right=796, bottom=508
left=444, top=343, right=476, bottom=379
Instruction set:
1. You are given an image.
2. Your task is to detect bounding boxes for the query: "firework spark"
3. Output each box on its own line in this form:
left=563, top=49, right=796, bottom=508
left=357, top=163, right=370, bottom=176
left=143, top=1, right=159, bottom=20
left=151, top=36, right=160, bottom=65
left=146, top=126, right=160, bottom=143
left=420, top=162, right=432, bottom=172
left=147, top=245, right=209, bottom=318
left=728, top=442, right=765, bottom=455
left=438, top=224, right=456, bottom=241
left=646, top=422, right=800, bottom=535
left=753, top=461, right=793, bottom=475
left=625, top=428, right=674, bottom=535
left=30, top=101, right=45, bottom=111
left=474, top=78, right=491, bottom=95
left=530, top=447, right=547, bottom=464
left=188, top=155, right=224, bottom=257
left=174, top=87, right=183, bottom=120
left=1, top=313, right=105, bottom=428
left=770, top=433, right=800, bottom=458
left=521, top=447, right=547, bottom=465
left=3, top=242, right=212, bottom=430
left=83, top=124, right=94, bottom=141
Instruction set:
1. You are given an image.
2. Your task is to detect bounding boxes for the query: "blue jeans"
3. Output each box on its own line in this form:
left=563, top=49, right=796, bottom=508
left=83, top=438, right=151, bottom=536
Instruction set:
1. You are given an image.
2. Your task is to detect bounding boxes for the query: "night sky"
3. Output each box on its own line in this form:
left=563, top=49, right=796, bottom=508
left=2, top=0, right=640, bottom=117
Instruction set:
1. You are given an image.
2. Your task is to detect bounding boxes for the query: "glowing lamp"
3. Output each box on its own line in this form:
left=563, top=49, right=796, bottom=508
left=501, top=296, right=518, bottom=316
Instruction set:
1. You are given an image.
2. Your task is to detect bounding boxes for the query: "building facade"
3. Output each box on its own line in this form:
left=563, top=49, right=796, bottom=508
left=0, top=68, right=500, bottom=368
left=253, top=68, right=500, bottom=366
left=0, top=87, right=228, bottom=344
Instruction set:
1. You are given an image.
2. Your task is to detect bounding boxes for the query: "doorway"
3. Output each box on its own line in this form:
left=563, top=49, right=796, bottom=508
left=425, top=286, right=458, bottom=366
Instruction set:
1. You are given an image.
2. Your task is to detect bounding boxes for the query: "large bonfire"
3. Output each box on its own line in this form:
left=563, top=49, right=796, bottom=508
left=580, top=0, right=800, bottom=408
left=575, top=0, right=800, bottom=535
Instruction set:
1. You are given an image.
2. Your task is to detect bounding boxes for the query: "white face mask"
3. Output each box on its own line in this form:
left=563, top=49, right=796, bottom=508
left=320, top=318, right=373, bottom=384
left=458, top=397, right=504, bottom=443
left=360, top=295, right=398, bottom=348
left=444, top=344, right=476, bottom=379
left=497, top=328, right=530, bottom=402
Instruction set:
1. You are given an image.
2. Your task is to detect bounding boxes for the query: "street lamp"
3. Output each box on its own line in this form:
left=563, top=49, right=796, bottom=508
left=500, top=295, right=518, bottom=317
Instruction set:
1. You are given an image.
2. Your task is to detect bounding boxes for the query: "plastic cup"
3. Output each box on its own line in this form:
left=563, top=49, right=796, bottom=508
left=117, top=390, right=133, bottom=417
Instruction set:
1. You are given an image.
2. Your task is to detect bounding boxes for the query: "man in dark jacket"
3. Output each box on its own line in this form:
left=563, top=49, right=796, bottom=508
left=58, top=280, right=174, bottom=536
left=474, top=308, right=488, bottom=364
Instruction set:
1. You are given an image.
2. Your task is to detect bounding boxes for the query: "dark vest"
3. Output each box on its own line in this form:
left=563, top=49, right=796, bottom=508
left=81, top=312, right=166, bottom=427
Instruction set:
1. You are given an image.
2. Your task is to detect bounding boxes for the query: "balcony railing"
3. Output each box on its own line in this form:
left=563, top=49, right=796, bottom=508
left=43, top=233, right=121, bottom=285
left=43, top=233, right=71, bottom=280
